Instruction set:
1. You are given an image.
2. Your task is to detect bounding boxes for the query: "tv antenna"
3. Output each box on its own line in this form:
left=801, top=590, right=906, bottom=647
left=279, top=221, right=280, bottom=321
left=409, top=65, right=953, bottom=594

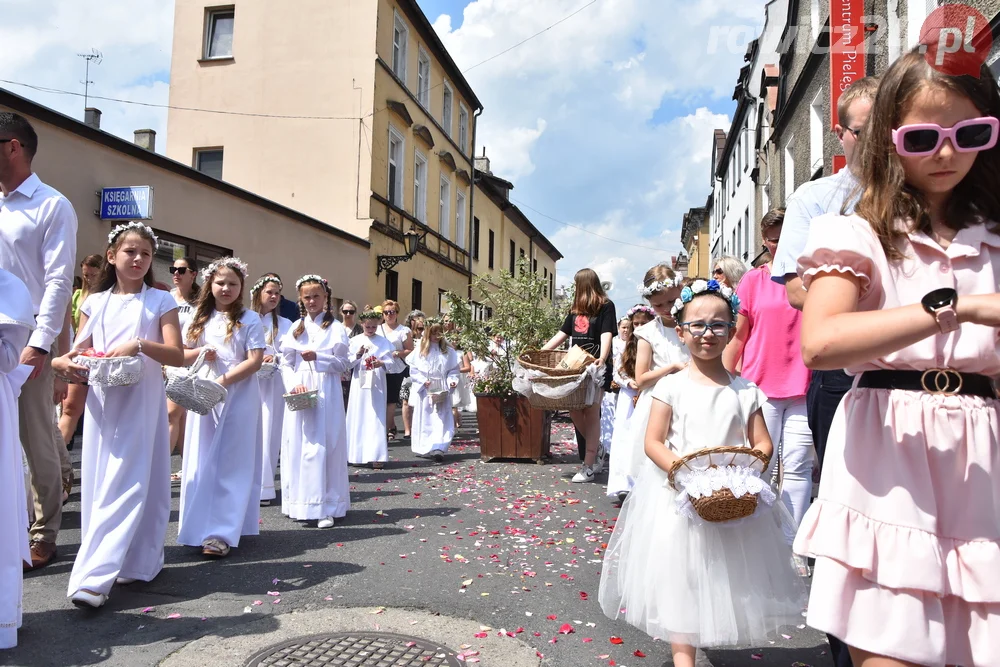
left=77, top=49, right=103, bottom=112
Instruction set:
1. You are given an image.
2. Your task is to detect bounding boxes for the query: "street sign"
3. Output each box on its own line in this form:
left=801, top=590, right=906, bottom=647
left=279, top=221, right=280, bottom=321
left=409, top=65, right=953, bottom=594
left=99, top=186, right=153, bottom=220
left=830, top=0, right=867, bottom=129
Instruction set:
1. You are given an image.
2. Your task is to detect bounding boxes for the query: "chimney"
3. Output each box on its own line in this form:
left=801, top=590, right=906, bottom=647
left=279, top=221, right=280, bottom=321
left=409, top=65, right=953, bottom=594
left=134, top=129, right=156, bottom=152
left=474, top=146, right=491, bottom=175
left=84, top=107, right=102, bottom=130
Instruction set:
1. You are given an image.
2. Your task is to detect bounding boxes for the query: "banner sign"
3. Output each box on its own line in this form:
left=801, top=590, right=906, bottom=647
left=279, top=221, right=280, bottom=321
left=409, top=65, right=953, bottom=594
left=99, top=186, right=153, bottom=220
left=830, top=0, right=867, bottom=129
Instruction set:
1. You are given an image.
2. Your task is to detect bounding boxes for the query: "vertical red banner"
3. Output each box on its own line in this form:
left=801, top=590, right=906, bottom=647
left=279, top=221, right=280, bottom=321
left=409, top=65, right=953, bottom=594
left=832, top=155, right=847, bottom=173
left=830, top=0, right=867, bottom=129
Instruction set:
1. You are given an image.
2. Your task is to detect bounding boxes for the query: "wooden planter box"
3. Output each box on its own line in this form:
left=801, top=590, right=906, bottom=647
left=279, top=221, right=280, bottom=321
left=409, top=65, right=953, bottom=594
left=475, top=393, right=551, bottom=463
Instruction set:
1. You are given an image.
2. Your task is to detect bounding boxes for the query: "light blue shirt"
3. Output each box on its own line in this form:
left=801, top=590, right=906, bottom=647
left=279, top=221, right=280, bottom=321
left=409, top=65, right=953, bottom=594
left=771, top=168, right=860, bottom=284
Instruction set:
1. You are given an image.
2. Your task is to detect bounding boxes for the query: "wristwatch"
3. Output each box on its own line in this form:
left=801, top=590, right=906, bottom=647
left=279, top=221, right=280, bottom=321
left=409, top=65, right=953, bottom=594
left=921, top=287, right=959, bottom=334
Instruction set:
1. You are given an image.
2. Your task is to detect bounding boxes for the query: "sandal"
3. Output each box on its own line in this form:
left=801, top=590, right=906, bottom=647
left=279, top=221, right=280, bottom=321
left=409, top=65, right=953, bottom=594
left=170, top=472, right=182, bottom=484
left=201, top=538, right=230, bottom=558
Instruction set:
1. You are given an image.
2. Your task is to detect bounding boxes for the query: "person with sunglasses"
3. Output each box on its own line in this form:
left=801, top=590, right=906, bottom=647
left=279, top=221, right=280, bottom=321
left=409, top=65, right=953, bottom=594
left=711, top=256, right=747, bottom=291
left=376, top=300, right=413, bottom=441
left=339, top=300, right=363, bottom=409
left=400, top=310, right=426, bottom=439
left=791, top=52, right=1000, bottom=667
left=166, top=257, right=200, bottom=483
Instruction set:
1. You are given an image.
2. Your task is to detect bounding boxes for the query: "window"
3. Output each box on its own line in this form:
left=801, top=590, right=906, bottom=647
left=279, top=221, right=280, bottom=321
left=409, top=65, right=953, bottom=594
left=509, top=240, right=515, bottom=274
left=414, top=151, right=427, bottom=222
left=385, top=269, right=399, bottom=301
left=455, top=190, right=467, bottom=249
left=543, top=267, right=547, bottom=279
left=744, top=207, right=751, bottom=258
left=442, top=81, right=454, bottom=137
left=743, top=121, right=751, bottom=169
left=549, top=274, right=554, bottom=301
left=153, top=230, right=231, bottom=286
left=458, top=103, right=469, bottom=154
left=411, top=279, right=422, bottom=311
left=438, top=288, right=448, bottom=313
left=417, top=48, right=431, bottom=108
left=194, top=149, right=224, bottom=179
left=392, top=12, right=408, bottom=83
left=533, top=258, right=538, bottom=273
left=809, top=91, right=824, bottom=172
left=472, top=217, right=481, bottom=260
left=438, top=175, right=451, bottom=240
left=737, top=139, right=742, bottom=185
left=204, top=8, right=234, bottom=59
left=784, top=136, right=796, bottom=200
left=388, top=127, right=405, bottom=207
left=488, top=229, right=495, bottom=268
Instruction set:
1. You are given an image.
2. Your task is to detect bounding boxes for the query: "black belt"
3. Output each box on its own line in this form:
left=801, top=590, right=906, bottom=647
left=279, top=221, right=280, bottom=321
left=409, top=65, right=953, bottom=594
left=858, top=369, right=996, bottom=399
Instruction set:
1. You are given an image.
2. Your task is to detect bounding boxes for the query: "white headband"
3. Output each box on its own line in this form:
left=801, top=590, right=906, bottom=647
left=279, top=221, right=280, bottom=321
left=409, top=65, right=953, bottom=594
left=295, top=274, right=326, bottom=290
left=108, top=221, right=159, bottom=251
left=200, top=257, right=248, bottom=282
left=639, top=275, right=683, bottom=297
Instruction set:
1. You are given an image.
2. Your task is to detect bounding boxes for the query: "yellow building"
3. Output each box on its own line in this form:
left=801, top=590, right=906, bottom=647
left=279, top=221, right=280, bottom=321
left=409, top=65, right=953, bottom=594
left=166, top=0, right=482, bottom=313
left=680, top=205, right=711, bottom=279
left=471, top=154, right=561, bottom=317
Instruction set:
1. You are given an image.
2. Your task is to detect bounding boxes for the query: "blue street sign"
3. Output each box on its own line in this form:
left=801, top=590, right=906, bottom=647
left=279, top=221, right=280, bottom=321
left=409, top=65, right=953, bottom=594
left=99, top=186, right=153, bottom=220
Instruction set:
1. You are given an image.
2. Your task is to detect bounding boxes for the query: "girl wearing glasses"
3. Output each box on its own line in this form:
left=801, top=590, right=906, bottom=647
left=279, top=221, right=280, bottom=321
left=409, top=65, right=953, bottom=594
left=377, top=300, right=412, bottom=441
left=167, top=257, right=199, bottom=481
left=600, top=282, right=804, bottom=665
left=793, top=52, right=1000, bottom=666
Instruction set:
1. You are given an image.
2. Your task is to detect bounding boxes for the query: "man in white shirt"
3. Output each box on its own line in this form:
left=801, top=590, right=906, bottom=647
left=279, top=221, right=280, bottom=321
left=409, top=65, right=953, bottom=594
left=0, top=112, right=78, bottom=569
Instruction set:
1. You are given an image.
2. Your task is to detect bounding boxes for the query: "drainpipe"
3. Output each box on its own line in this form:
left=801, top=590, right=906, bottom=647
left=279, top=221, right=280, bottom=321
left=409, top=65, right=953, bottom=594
left=468, top=107, right=484, bottom=300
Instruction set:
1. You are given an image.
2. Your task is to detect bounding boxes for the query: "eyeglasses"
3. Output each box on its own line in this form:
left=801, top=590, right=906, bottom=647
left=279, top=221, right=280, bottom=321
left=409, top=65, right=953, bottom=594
left=892, top=117, right=999, bottom=156
left=341, top=309, right=356, bottom=315
left=681, top=321, right=734, bottom=337
left=413, top=326, right=425, bottom=332
left=713, top=268, right=724, bottom=275
left=844, top=127, right=862, bottom=138
left=383, top=310, right=396, bottom=316
left=168, top=266, right=190, bottom=275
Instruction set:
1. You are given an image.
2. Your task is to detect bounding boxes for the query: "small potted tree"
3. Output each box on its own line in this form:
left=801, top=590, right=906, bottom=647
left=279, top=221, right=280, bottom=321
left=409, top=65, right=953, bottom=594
left=445, top=258, right=562, bottom=462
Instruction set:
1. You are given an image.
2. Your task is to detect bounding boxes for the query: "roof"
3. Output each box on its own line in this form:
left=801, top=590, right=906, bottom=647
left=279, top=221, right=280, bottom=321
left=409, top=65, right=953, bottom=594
left=0, top=87, right=369, bottom=249
left=397, top=0, right=483, bottom=111
left=474, top=169, right=562, bottom=262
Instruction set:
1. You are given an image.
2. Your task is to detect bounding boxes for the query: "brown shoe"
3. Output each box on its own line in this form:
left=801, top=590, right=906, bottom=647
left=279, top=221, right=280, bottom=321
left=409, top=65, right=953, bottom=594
left=24, top=539, right=57, bottom=571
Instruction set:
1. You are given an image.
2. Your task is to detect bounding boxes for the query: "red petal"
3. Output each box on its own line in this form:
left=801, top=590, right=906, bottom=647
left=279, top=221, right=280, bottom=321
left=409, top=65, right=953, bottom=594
left=558, top=623, right=575, bottom=634
left=610, top=636, right=624, bottom=645
left=546, top=614, right=558, bottom=620
left=633, top=650, right=646, bottom=657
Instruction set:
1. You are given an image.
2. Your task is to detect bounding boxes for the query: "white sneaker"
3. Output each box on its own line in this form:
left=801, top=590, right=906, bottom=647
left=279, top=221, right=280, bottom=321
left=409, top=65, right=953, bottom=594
left=593, top=446, right=606, bottom=474
left=71, top=590, right=107, bottom=608
left=317, top=516, right=335, bottom=529
left=571, top=465, right=595, bottom=483
left=115, top=577, right=137, bottom=585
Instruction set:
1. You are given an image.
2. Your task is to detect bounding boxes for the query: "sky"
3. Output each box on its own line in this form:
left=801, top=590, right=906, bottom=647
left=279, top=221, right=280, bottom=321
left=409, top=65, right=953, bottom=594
left=0, top=0, right=769, bottom=314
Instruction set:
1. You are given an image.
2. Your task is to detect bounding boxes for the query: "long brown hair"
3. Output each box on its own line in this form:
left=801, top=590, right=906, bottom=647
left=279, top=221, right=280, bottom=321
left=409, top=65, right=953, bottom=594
left=251, top=275, right=282, bottom=345
left=420, top=321, right=448, bottom=356
left=854, top=49, right=1000, bottom=259
left=620, top=308, right=652, bottom=379
left=96, top=232, right=156, bottom=293
left=79, top=254, right=103, bottom=303
left=186, top=262, right=247, bottom=344
left=570, top=268, right=608, bottom=317
left=292, top=277, right=335, bottom=339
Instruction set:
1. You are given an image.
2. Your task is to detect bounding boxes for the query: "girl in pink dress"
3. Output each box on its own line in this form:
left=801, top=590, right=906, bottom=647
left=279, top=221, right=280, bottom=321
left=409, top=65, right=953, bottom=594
left=793, top=51, right=1000, bottom=666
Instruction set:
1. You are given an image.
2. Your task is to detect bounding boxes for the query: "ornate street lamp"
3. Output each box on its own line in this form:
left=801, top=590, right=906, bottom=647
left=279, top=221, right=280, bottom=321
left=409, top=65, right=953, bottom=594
left=376, top=228, right=426, bottom=276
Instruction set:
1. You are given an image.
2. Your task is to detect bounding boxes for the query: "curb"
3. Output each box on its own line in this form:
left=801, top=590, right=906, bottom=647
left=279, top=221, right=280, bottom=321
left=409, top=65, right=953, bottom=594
left=158, top=606, right=542, bottom=666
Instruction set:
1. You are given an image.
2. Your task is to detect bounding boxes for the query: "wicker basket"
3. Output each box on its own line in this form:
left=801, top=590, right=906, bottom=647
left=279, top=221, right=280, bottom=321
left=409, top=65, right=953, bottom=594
left=74, top=355, right=143, bottom=387
left=257, top=361, right=278, bottom=379
left=667, top=446, right=771, bottom=523
left=429, top=389, right=449, bottom=405
left=284, top=389, right=319, bottom=411
left=526, top=374, right=595, bottom=411
left=165, top=348, right=227, bottom=415
left=518, top=350, right=592, bottom=377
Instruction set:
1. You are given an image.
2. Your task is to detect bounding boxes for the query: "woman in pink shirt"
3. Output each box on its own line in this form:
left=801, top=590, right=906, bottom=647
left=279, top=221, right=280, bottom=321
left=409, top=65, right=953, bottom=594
left=723, top=209, right=813, bottom=565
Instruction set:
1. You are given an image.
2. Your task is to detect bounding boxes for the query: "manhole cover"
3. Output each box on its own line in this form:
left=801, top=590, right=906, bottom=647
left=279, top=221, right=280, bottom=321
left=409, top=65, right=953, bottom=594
left=243, top=632, right=463, bottom=666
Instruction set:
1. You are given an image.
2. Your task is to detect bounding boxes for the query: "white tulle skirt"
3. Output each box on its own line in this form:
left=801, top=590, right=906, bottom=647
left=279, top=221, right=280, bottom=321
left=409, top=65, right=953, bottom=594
left=599, top=458, right=807, bottom=648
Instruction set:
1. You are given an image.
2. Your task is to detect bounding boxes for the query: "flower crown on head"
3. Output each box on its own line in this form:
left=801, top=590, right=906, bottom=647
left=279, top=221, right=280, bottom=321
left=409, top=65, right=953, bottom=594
left=425, top=315, right=444, bottom=327
left=108, top=221, right=159, bottom=251
left=625, top=304, right=656, bottom=320
left=670, top=279, right=741, bottom=319
left=639, top=274, right=684, bottom=297
left=295, top=274, right=326, bottom=290
left=250, top=275, right=281, bottom=295
left=200, top=257, right=248, bottom=282
left=358, top=308, right=382, bottom=321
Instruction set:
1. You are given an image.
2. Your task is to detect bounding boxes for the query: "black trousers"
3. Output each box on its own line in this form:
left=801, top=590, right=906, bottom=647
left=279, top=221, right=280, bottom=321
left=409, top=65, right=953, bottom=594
left=805, top=369, right=855, bottom=667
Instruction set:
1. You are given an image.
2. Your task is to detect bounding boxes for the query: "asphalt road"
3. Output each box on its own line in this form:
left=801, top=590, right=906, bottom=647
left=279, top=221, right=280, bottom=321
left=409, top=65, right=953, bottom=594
left=6, top=414, right=834, bottom=667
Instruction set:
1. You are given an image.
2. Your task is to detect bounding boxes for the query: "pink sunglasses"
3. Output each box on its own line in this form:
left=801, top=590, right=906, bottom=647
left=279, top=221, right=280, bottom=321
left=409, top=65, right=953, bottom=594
left=892, top=116, right=999, bottom=156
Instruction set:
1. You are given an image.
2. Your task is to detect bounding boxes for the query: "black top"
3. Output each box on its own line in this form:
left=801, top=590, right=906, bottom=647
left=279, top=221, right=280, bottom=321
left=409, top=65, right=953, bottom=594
left=560, top=301, right=617, bottom=359
left=278, top=296, right=300, bottom=322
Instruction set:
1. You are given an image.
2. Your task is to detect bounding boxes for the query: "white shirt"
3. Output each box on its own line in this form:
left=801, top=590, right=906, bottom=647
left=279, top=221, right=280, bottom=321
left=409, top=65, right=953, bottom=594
left=0, top=173, right=78, bottom=351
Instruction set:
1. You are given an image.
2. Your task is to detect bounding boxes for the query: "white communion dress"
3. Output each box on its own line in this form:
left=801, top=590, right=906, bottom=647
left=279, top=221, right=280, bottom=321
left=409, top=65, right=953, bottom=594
left=178, top=310, right=266, bottom=548
left=599, top=369, right=806, bottom=647
left=606, top=319, right=688, bottom=496
left=259, top=313, right=293, bottom=502
left=606, top=344, right=638, bottom=498
left=68, top=286, right=176, bottom=597
left=279, top=315, right=351, bottom=520
left=346, top=333, right=395, bottom=465
left=408, top=345, right=461, bottom=456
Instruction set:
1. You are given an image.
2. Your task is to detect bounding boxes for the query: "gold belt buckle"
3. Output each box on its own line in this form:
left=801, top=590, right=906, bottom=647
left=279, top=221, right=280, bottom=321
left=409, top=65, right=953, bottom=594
left=920, top=368, right=963, bottom=395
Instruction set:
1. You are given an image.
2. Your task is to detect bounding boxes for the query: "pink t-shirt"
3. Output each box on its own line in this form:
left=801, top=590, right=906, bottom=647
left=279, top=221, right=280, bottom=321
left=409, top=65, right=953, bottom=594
left=735, top=264, right=811, bottom=399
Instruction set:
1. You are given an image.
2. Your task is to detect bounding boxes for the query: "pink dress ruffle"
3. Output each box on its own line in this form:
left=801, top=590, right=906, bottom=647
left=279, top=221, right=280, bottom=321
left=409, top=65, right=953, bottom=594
left=793, top=215, right=1000, bottom=666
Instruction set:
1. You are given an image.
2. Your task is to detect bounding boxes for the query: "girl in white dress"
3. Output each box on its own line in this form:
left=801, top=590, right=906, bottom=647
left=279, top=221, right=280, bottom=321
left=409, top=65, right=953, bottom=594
left=607, top=266, right=688, bottom=497
left=251, top=275, right=292, bottom=504
left=0, top=269, right=34, bottom=646
left=346, top=307, right=395, bottom=469
left=53, top=223, right=183, bottom=608
left=408, top=321, right=460, bottom=463
left=606, top=306, right=651, bottom=501
left=599, top=281, right=805, bottom=664
left=177, top=258, right=265, bottom=558
left=167, top=257, right=199, bottom=481
left=377, top=300, right=413, bottom=440
left=280, top=275, right=351, bottom=528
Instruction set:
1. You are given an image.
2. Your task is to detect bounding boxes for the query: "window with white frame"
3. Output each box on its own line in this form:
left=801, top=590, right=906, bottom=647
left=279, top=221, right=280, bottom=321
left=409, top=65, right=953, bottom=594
left=417, top=48, right=430, bottom=108
left=744, top=207, right=750, bottom=258
left=442, top=81, right=454, bottom=137
left=204, top=8, right=235, bottom=59
left=458, top=103, right=469, bottom=154
left=784, top=136, right=796, bottom=200
left=388, top=126, right=405, bottom=207
left=455, top=189, right=467, bottom=249
left=737, top=138, right=742, bottom=185
left=809, top=91, right=824, bottom=173
left=414, top=151, right=428, bottom=222
left=439, top=175, right=451, bottom=240
left=392, top=12, right=408, bottom=83
left=744, top=120, right=751, bottom=169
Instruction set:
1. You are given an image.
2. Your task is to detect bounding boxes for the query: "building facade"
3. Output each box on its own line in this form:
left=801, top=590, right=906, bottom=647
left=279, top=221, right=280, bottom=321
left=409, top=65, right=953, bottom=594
left=1, top=88, right=371, bottom=307
left=680, top=206, right=711, bottom=279
left=166, top=0, right=483, bottom=313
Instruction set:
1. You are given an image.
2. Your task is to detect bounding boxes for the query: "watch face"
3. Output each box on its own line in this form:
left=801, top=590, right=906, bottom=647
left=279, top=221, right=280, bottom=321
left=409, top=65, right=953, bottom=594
left=923, top=287, right=957, bottom=310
